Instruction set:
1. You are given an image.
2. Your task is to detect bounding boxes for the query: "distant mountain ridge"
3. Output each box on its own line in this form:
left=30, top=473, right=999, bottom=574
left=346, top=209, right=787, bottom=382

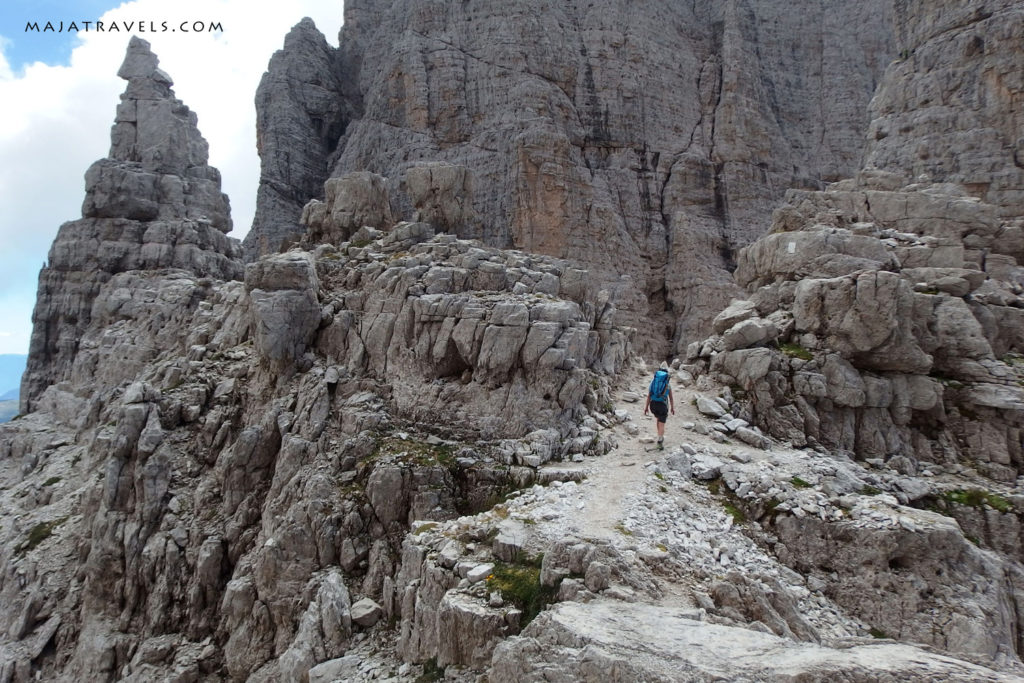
left=0, top=355, right=26, bottom=401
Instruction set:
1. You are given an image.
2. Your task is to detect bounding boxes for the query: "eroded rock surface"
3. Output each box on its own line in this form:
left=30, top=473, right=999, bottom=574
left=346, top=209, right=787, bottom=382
left=863, top=0, right=1024, bottom=219
left=6, top=1, right=1024, bottom=680
left=248, top=1, right=896, bottom=354
left=243, top=18, right=355, bottom=260
left=692, top=177, right=1024, bottom=481
left=0, top=38, right=631, bottom=682
left=490, top=601, right=1019, bottom=682
left=20, top=37, right=241, bottom=414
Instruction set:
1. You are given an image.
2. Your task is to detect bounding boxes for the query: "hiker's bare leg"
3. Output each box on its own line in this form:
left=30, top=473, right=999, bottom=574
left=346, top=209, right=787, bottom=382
left=657, top=421, right=665, bottom=438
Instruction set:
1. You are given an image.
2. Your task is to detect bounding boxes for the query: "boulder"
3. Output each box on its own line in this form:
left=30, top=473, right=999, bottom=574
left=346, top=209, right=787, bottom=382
left=351, top=598, right=383, bottom=627
left=302, top=172, right=393, bottom=245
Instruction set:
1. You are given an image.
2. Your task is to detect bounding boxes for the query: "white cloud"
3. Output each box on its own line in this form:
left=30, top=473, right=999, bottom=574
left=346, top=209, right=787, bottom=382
left=0, top=0, right=343, bottom=356
left=0, top=36, right=12, bottom=81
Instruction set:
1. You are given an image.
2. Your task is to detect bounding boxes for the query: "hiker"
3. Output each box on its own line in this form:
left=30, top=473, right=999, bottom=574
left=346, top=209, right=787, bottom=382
left=644, top=364, right=675, bottom=450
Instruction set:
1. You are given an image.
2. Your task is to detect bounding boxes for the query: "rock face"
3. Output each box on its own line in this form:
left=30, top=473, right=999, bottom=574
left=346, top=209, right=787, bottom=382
left=300, top=172, right=394, bottom=246
left=0, top=219, right=626, bottom=681
left=688, top=0, right=1024, bottom=480
left=692, top=176, right=1024, bottom=479
left=7, top=2, right=1024, bottom=681
left=490, top=601, right=1020, bottom=682
left=243, top=18, right=354, bottom=260
left=20, top=37, right=242, bottom=413
left=0, top=212, right=629, bottom=679
left=671, top=2, right=1024, bottom=669
left=0, top=38, right=631, bottom=681
left=863, top=0, right=1024, bottom=219
left=247, top=0, right=896, bottom=353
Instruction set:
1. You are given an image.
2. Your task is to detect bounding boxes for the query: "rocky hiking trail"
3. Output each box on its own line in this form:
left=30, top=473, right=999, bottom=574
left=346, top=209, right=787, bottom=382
left=337, top=362, right=1024, bottom=682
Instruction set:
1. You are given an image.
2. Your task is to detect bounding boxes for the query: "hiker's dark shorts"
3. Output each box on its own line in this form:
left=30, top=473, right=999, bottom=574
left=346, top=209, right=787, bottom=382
left=650, top=400, right=668, bottom=423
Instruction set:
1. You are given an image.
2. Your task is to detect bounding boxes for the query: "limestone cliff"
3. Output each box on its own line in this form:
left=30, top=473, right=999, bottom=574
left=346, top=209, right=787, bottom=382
left=689, top=0, right=1024, bottom=479
left=245, top=0, right=896, bottom=353
left=20, top=37, right=242, bottom=414
left=675, top=0, right=1024, bottom=667
left=0, top=39, right=631, bottom=681
left=863, top=0, right=1024, bottom=217
left=7, top=1, right=1024, bottom=681
left=245, top=19, right=355, bottom=261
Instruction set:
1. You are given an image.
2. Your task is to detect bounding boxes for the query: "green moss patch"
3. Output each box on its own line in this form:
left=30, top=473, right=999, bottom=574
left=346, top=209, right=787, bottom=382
left=415, top=657, right=444, bottom=683
left=779, top=342, right=813, bottom=361
left=700, top=477, right=747, bottom=524
left=372, top=436, right=456, bottom=469
left=723, top=501, right=746, bottom=524
left=943, top=488, right=1013, bottom=513
left=485, top=560, right=556, bottom=626
left=17, top=517, right=68, bottom=556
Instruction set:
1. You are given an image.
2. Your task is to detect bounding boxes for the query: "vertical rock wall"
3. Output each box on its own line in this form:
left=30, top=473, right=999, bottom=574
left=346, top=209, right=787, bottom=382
left=863, top=0, right=1024, bottom=217
left=244, top=18, right=356, bottom=261
left=247, top=0, right=896, bottom=353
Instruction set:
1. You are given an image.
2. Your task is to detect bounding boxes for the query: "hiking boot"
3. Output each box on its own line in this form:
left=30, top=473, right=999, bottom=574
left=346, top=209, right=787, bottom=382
left=657, top=439, right=664, bottom=451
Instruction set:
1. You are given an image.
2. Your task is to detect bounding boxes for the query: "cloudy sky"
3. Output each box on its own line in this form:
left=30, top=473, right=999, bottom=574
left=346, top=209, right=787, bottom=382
left=0, top=0, right=342, bottom=355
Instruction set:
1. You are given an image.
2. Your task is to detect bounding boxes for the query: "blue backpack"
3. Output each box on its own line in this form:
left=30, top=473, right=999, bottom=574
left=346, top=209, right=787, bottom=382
left=649, top=370, right=670, bottom=403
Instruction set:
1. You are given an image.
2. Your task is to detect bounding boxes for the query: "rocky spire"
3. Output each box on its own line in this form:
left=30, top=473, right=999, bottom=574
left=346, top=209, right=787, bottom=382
left=84, top=36, right=232, bottom=228
left=242, top=18, right=354, bottom=260
left=20, top=37, right=242, bottom=413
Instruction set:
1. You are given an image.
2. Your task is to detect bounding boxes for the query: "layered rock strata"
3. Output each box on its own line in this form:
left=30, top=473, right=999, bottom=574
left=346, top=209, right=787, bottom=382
left=0, top=40, right=630, bottom=678
left=7, top=0, right=1024, bottom=679
left=863, top=0, right=1024, bottom=219
left=491, top=602, right=1020, bottom=682
left=691, top=174, right=1024, bottom=480
left=246, top=0, right=896, bottom=353
left=20, top=37, right=242, bottom=413
left=0, top=215, right=628, bottom=680
left=366, top=398, right=1024, bottom=678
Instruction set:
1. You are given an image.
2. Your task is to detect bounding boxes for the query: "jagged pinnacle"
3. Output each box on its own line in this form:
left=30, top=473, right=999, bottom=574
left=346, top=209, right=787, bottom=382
left=116, top=35, right=174, bottom=86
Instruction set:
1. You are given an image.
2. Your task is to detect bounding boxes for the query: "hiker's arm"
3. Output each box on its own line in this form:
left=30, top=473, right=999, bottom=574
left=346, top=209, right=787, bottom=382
left=644, top=395, right=650, bottom=415
left=670, top=388, right=675, bottom=414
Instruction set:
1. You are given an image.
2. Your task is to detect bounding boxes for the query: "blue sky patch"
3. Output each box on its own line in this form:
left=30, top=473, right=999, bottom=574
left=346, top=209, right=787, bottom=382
left=1, top=0, right=118, bottom=70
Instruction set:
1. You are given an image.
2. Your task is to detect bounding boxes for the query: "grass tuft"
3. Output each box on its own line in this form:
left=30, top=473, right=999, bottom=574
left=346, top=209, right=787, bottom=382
left=723, top=501, right=746, bottom=524
left=943, top=488, right=1013, bottom=514
left=486, top=561, right=556, bottom=626
left=415, top=657, right=444, bottom=683
left=779, top=342, right=813, bottom=361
